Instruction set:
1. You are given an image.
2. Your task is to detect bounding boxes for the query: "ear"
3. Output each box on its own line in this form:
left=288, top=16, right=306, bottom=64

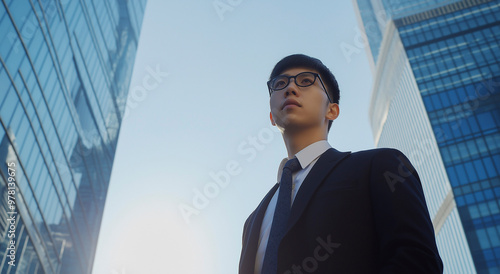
left=270, top=112, right=276, bottom=126
left=326, top=103, right=339, bottom=121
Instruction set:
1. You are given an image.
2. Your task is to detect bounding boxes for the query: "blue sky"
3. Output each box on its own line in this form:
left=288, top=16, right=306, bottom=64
left=93, top=1, right=375, bottom=273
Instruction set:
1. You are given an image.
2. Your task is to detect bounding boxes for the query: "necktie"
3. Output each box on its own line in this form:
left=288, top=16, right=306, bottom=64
left=261, top=157, right=302, bottom=274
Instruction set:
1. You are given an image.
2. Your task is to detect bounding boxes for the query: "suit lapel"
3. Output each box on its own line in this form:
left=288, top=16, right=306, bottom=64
left=240, top=148, right=350, bottom=273
left=286, top=148, right=351, bottom=230
left=240, top=183, right=279, bottom=273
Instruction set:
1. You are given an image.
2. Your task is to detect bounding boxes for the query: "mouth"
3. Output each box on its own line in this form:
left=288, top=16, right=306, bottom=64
left=282, top=99, right=301, bottom=110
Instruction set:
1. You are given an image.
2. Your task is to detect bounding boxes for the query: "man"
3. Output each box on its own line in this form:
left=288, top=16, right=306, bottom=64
left=239, top=54, right=443, bottom=274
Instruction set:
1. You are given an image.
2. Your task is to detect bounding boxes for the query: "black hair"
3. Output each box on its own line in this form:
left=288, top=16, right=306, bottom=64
left=269, top=54, right=340, bottom=131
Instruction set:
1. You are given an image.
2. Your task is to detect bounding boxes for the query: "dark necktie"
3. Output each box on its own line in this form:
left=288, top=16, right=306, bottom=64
left=261, top=157, right=302, bottom=274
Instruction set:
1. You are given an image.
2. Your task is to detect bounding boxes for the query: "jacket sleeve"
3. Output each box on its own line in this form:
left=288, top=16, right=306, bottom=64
left=239, top=212, right=256, bottom=274
left=241, top=215, right=251, bottom=246
left=369, top=148, right=444, bottom=273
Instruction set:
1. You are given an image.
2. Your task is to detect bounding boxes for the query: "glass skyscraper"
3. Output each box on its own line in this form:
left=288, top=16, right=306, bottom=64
left=0, top=0, right=146, bottom=273
left=353, top=0, right=500, bottom=273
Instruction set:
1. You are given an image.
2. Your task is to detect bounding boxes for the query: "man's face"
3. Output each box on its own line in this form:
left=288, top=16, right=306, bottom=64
left=269, top=67, right=338, bottom=132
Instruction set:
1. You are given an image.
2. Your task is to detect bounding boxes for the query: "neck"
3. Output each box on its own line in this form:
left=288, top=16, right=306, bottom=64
left=281, top=126, right=328, bottom=158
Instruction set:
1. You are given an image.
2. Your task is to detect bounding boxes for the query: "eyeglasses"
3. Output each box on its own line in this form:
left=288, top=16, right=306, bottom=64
left=267, top=72, right=332, bottom=103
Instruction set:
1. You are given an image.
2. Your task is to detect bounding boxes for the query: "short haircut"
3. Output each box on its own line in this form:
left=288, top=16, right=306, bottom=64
left=269, top=54, right=340, bottom=131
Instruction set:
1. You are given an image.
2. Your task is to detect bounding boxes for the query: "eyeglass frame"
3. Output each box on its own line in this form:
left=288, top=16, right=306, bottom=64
left=267, top=72, right=333, bottom=103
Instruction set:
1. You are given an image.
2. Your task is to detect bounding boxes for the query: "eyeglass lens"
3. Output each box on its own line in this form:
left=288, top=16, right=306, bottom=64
left=271, top=72, right=316, bottom=90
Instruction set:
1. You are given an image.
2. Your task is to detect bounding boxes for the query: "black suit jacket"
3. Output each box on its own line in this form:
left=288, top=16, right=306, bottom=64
left=239, top=148, right=443, bottom=274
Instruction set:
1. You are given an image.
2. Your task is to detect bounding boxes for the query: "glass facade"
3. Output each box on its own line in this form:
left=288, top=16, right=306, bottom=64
left=397, top=1, right=500, bottom=272
left=356, top=0, right=500, bottom=273
left=0, top=0, right=146, bottom=273
left=354, top=0, right=462, bottom=63
left=352, top=0, right=384, bottom=64
left=367, top=19, right=476, bottom=273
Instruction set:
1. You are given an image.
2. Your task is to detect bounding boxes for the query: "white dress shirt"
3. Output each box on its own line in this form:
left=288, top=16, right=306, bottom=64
left=254, top=140, right=332, bottom=274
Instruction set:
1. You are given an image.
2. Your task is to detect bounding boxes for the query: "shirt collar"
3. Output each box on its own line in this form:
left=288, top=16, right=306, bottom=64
left=276, top=140, right=332, bottom=181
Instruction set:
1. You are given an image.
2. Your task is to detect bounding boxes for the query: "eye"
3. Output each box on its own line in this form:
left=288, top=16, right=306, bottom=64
left=297, top=73, right=315, bottom=86
left=272, top=77, right=288, bottom=89
left=300, top=78, right=313, bottom=85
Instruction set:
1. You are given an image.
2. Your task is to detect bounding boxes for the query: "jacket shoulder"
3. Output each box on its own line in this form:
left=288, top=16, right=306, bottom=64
left=347, top=147, right=406, bottom=161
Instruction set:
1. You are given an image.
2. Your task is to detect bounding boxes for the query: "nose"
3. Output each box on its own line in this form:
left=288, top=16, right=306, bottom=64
left=284, top=79, right=300, bottom=98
